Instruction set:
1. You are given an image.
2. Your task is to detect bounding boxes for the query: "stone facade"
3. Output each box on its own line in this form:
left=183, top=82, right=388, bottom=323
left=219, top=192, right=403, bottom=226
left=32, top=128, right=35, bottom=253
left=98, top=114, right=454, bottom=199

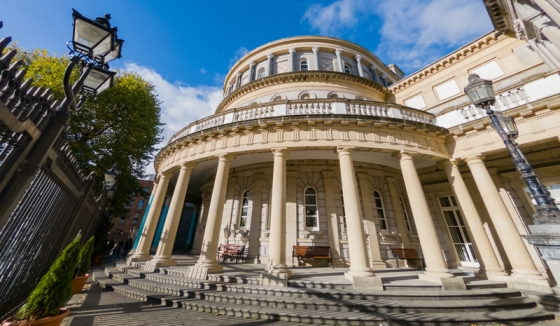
left=131, top=34, right=560, bottom=292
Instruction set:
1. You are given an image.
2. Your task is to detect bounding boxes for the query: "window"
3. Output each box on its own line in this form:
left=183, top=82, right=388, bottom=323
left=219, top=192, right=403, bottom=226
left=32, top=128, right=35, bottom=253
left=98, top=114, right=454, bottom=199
left=300, top=59, right=308, bottom=71
left=257, top=67, right=265, bottom=79
left=272, top=95, right=283, bottom=102
left=399, top=196, right=413, bottom=233
left=344, top=63, right=351, bottom=74
left=299, top=92, right=311, bottom=100
left=438, top=195, right=477, bottom=264
left=238, top=191, right=250, bottom=227
left=373, top=191, right=387, bottom=230
left=137, top=199, right=144, bottom=209
left=304, top=187, right=318, bottom=228
left=340, top=192, right=347, bottom=232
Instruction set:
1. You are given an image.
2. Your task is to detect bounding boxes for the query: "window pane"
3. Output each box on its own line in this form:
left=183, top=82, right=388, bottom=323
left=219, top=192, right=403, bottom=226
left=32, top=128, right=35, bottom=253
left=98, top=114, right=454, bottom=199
left=450, top=196, right=457, bottom=206
left=439, top=197, right=451, bottom=207
left=444, top=211, right=457, bottom=226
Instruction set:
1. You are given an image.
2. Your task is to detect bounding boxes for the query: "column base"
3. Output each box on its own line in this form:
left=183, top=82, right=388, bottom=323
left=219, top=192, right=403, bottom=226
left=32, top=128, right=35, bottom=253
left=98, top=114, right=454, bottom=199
left=127, top=253, right=152, bottom=264
left=508, top=270, right=552, bottom=293
left=345, top=272, right=383, bottom=290
left=260, top=264, right=291, bottom=286
left=370, top=260, right=387, bottom=270
left=419, top=271, right=466, bottom=290
left=143, top=256, right=177, bottom=272
left=194, top=258, right=223, bottom=274
left=478, top=269, right=509, bottom=281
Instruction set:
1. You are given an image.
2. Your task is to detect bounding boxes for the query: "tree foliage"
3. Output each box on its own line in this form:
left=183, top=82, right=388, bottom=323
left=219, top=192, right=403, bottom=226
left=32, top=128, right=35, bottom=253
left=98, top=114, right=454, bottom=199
left=16, top=235, right=82, bottom=320
left=15, top=48, right=162, bottom=214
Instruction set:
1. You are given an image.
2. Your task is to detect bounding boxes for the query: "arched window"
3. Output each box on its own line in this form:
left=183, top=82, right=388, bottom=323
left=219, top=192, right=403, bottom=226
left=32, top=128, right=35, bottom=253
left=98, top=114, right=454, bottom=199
left=300, top=59, right=309, bottom=71
left=304, top=187, right=318, bottom=228
left=373, top=190, right=387, bottom=230
left=344, top=63, right=352, bottom=74
left=238, top=191, right=250, bottom=227
left=257, top=67, right=265, bottom=79
left=299, top=92, right=311, bottom=100
left=272, top=95, right=283, bottom=102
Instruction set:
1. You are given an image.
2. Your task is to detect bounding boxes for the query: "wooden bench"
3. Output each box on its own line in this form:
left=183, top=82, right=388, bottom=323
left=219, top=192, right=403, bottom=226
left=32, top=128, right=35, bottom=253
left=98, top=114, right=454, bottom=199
left=292, top=245, right=332, bottom=268
left=390, top=248, right=424, bottom=269
left=218, top=244, right=247, bottom=263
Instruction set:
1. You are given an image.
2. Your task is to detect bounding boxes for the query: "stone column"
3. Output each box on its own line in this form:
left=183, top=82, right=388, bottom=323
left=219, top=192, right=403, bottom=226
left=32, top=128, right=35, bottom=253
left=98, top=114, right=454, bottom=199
left=386, top=176, right=412, bottom=248
left=335, top=48, right=344, bottom=72
left=288, top=48, right=296, bottom=72
left=337, top=147, right=380, bottom=288
left=399, top=152, right=459, bottom=287
left=466, top=156, right=548, bottom=286
left=357, top=172, right=386, bottom=269
left=355, top=54, right=364, bottom=77
left=441, top=160, right=506, bottom=279
left=266, top=53, right=274, bottom=76
left=322, top=171, right=342, bottom=264
left=128, top=172, right=171, bottom=263
left=264, top=148, right=291, bottom=281
left=195, top=154, right=232, bottom=273
left=248, top=61, right=255, bottom=82
left=145, top=163, right=195, bottom=270
left=312, top=46, right=320, bottom=70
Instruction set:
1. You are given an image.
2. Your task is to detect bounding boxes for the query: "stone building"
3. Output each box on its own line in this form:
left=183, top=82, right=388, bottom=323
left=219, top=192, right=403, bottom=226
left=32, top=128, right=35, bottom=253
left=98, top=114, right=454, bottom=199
left=129, top=31, right=560, bottom=291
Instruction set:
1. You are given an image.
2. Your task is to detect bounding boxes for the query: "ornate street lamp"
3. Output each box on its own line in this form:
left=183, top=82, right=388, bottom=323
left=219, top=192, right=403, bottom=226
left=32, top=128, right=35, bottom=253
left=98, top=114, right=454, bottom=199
left=464, top=74, right=560, bottom=224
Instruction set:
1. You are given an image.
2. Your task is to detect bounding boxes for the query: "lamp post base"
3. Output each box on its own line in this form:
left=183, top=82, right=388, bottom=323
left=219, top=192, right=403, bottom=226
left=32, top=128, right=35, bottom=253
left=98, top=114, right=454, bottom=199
left=525, top=224, right=560, bottom=291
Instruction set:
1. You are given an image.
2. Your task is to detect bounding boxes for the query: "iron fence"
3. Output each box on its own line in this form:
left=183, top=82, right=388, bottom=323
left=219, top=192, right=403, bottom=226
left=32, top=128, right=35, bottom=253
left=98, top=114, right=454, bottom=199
left=0, top=27, right=100, bottom=319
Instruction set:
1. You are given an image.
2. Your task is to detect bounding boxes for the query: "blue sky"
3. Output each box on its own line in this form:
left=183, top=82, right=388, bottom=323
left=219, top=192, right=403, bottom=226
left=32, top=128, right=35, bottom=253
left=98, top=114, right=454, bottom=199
left=1, top=0, right=493, bottom=173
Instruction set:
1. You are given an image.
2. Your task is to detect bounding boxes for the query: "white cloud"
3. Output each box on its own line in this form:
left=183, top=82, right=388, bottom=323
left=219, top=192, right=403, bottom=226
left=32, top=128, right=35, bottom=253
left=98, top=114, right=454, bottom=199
left=375, top=0, right=493, bottom=72
left=302, top=0, right=492, bottom=73
left=124, top=63, right=222, bottom=175
left=303, top=0, right=368, bottom=35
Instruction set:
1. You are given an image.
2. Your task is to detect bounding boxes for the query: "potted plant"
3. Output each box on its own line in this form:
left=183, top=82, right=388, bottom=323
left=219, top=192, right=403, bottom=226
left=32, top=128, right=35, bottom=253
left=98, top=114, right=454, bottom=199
left=71, top=236, right=94, bottom=294
left=2, top=235, right=82, bottom=326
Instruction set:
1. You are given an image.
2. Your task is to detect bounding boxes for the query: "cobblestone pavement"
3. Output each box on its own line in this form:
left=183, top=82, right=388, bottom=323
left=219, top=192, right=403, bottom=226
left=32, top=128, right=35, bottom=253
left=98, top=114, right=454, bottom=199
left=61, top=281, right=298, bottom=326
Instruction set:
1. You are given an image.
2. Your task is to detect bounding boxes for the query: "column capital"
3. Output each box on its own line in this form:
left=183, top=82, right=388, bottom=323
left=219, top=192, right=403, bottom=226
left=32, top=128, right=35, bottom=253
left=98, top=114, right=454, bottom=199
left=288, top=47, right=296, bottom=54
left=249, top=61, right=255, bottom=67
left=312, top=46, right=319, bottom=53
left=465, top=155, right=484, bottom=165
left=337, top=146, right=355, bottom=155
left=180, top=161, right=196, bottom=170
left=267, top=52, right=274, bottom=59
left=397, top=150, right=415, bottom=160
left=160, top=169, right=174, bottom=178
left=335, top=48, right=342, bottom=55
left=272, top=147, right=288, bottom=156
left=355, top=54, right=362, bottom=62
left=237, top=71, right=242, bottom=76
left=216, top=153, right=232, bottom=162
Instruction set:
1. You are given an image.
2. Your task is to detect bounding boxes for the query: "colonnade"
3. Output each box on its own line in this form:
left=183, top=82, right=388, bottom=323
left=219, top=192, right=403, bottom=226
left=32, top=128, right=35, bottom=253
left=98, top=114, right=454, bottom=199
left=129, top=149, right=549, bottom=289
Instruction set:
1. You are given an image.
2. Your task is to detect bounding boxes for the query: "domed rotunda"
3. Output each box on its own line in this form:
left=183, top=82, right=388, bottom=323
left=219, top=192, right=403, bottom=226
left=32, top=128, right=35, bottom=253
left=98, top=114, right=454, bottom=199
left=129, top=34, right=559, bottom=291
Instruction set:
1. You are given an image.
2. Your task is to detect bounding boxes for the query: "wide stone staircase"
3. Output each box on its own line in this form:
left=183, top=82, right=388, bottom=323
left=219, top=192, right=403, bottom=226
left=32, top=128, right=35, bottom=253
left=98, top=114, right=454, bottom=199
left=93, top=263, right=556, bottom=325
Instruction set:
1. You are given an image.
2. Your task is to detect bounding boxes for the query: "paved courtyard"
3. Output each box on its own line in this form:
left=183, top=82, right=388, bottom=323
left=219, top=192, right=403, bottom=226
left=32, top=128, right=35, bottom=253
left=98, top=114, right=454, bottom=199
left=62, top=280, right=298, bottom=326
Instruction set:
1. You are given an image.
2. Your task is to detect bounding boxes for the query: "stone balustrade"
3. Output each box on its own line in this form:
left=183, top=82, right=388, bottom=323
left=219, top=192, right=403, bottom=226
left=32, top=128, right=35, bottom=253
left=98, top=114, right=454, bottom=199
left=169, top=99, right=436, bottom=143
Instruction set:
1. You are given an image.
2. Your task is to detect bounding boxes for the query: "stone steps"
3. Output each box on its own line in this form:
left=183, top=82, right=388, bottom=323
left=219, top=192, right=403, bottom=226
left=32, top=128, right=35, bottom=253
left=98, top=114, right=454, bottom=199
left=197, top=289, right=537, bottom=313
left=95, top=265, right=556, bottom=325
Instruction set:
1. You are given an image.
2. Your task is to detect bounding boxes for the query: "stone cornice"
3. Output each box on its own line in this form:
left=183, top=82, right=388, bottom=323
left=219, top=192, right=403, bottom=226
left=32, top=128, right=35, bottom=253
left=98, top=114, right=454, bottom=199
left=389, top=32, right=503, bottom=94
left=216, top=71, right=389, bottom=114
left=155, top=114, right=449, bottom=170
left=483, top=0, right=515, bottom=35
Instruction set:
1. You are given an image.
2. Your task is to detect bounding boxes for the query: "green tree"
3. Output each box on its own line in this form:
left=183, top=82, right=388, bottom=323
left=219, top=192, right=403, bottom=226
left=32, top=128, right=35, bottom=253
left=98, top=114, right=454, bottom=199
left=14, top=48, right=162, bottom=215
left=76, top=236, right=95, bottom=276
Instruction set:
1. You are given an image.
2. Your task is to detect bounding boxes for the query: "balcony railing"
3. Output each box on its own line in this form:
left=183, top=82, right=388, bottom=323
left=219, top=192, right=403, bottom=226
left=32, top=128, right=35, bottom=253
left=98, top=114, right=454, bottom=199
left=169, top=99, right=436, bottom=143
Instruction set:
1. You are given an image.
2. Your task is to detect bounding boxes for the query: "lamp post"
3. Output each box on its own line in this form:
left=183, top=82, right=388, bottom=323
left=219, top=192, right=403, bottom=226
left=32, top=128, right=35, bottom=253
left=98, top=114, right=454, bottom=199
left=0, top=9, right=123, bottom=224
left=464, top=74, right=560, bottom=224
